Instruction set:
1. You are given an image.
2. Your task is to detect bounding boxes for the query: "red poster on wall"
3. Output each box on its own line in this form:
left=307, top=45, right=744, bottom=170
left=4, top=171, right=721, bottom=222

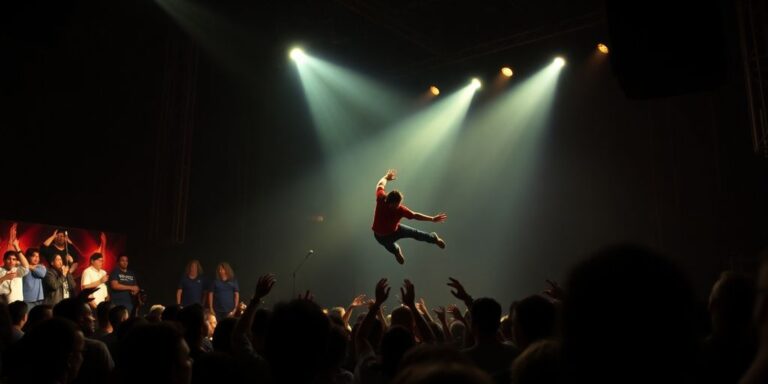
left=0, top=220, right=127, bottom=277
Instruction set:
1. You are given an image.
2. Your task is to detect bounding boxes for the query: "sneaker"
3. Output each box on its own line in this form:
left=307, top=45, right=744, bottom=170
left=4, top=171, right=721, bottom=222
left=395, top=252, right=405, bottom=265
left=433, top=232, right=446, bottom=249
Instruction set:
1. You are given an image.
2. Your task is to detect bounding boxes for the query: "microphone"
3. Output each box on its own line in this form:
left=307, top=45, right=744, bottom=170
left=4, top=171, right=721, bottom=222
left=306, top=250, right=314, bottom=258
left=64, top=230, right=68, bottom=236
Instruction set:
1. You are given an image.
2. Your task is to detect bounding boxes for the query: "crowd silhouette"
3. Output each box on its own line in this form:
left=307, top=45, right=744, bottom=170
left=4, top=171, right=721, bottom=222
left=1, top=243, right=767, bottom=384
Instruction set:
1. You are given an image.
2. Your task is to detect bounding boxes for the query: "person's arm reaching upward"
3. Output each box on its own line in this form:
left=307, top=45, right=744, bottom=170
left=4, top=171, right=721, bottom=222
left=377, top=169, right=397, bottom=190
left=356, top=278, right=390, bottom=358
left=401, top=279, right=435, bottom=343
left=12, top=240, right=29, bottom=270
left=43, top=229, right=58, bottom=247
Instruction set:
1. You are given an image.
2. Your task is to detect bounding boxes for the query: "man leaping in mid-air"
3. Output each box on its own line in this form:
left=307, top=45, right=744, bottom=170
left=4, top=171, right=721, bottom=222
left=371, top=169, right=447, bottom=264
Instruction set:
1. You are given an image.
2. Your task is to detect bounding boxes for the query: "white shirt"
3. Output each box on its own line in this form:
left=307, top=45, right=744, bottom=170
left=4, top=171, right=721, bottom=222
left=81, top=266, right=108, bottom=305
left=0, top=266, right=29, bottom=303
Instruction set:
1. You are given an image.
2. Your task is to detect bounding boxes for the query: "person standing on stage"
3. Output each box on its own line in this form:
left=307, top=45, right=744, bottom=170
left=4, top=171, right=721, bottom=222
left=109, top=255, right=140, bottom=313
left=208, top=262, right=239, bottom=320
left=0, top=241, right=30, bottom=303
left=82, top=253, right=109, bottom=308
left=43, top=253, right=77, bottom=305
left=177, top=259, right=206, bottom=307
left=371, top=169, right=447, bottom=264
left=23, top=247, right=47, bottom=308
left=40, top=228, right=82, bottom=266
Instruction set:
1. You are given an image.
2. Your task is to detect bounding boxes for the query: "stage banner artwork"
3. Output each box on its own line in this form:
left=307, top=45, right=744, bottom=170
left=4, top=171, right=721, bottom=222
left=0, top=220, right=127, bottom=277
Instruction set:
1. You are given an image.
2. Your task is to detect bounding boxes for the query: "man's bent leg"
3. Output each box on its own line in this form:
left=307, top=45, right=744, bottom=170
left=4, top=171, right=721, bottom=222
left=374, top=233, right=405, bottom=264
left=395, top=224, right=438, bottom=244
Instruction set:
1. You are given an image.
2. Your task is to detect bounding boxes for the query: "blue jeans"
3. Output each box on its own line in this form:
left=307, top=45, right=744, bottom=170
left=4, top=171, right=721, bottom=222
left=374, top=224, right=437, bottom=255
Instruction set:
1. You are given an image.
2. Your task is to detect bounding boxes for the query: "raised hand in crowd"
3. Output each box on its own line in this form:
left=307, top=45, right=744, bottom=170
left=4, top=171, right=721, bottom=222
left=416, top=297, right=435, bottom=323
left=254, top=273, right=276, bottom=302
left=448, top=277, right=474, bottom=309
left=356, top=278, right=391, bottom=357
left=434, top=305, right=453, bottom=340
left=7, top=223, right=17, bottom=250
left=447, top=304, right=467, bottom=325
left=401, top=279, right=435, bottom=343
left=343, top=294, right=371, bottom=328
left=375, top=278, right=390, bottom=305
left=235, top=273, right=277, bottom=348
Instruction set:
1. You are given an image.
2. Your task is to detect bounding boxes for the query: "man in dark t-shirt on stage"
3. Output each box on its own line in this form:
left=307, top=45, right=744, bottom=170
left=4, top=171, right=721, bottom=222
left=371, top=169, right=447, bottom=264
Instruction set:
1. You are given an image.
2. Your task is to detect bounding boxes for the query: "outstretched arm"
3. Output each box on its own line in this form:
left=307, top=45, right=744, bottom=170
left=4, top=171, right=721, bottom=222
left=401, top=279, right=435, bottom=343
left=412, top=212, right=448, bottom=222
left=377, top=169, right=397, bottom=189
left=356, top=278, right=390, bottom=358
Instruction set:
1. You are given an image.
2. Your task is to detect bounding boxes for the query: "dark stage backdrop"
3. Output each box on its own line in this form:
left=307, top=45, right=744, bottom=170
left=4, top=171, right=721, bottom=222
left=0, top=220, right=127, bottom=277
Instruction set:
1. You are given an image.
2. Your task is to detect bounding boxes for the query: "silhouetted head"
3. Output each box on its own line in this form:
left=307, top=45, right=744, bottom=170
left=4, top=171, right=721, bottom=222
left=108, top=305, right=129, bottom=330
left=96, top=301, right=114, bottom=330
left=562, top=244, right=697, bottom=383
left=265, top=299, right=330, bottom=383
left=510, top=339, right=562, bottom=384
left=114, top=322, right=192, bottom=384
left=393, top=362, right=493, bottom=384
left=386, top=190, right=403, bottom=206
left=212, top=317, right=237, bottom=353
left=512, top=295, right=557, bottom=349
left=54, top=298, right=96, bottom=337
left=323, top=325, right=350, bottom=370
left=470, top=298, right=502, bottom=338
left=8, top=301, right=28, bottom=327
left=177, top=304, right=206, bottom=358
left=23, top=304, right=53, bottom=332
left=391, top=305, right=415, bottom=333
left=8, top=318, right=84, bottom=384
left=381, top=325, right=416, bottom=379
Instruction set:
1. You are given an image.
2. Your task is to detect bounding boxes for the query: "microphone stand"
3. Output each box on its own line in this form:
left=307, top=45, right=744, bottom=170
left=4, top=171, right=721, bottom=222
left=64, top=232, right=71, bottom=268
left=292, top=251, right=313, bottom=298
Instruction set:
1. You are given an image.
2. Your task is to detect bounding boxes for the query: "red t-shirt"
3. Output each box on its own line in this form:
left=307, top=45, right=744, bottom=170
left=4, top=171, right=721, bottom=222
left=371, top=187, right=415, bottom=235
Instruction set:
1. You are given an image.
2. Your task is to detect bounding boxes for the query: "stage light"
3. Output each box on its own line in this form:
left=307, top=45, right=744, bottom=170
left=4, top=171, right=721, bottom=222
left=290, top=47, right=306, bottom=62
left=501, top=67, right=514, bottom=77
left=471, top=78, right=482, bottom=89
left=597, top=43, right=609, bottom=54
left=430, top=86, right=440, bottom=96
left=553, top=57, right=565, bottom=67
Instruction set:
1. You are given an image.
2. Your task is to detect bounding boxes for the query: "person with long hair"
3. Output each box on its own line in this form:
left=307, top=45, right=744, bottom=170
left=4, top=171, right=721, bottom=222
left=176, top=259, right=206, bottom=307
left=208, top=262, right=239, bottom=320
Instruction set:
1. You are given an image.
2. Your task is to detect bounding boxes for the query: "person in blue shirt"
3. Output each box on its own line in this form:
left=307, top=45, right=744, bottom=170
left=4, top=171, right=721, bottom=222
left=176, top=259, right=206, bottom=307
left=208, top=262, right=239, bottom=320
left=109, top=255, right=140, bottom=313
left=22, top=248, right=47, bottom=308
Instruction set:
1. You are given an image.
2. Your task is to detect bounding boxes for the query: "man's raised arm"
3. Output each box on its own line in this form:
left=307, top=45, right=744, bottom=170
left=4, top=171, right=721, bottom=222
left=377, top=169, right=397, bottom=189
